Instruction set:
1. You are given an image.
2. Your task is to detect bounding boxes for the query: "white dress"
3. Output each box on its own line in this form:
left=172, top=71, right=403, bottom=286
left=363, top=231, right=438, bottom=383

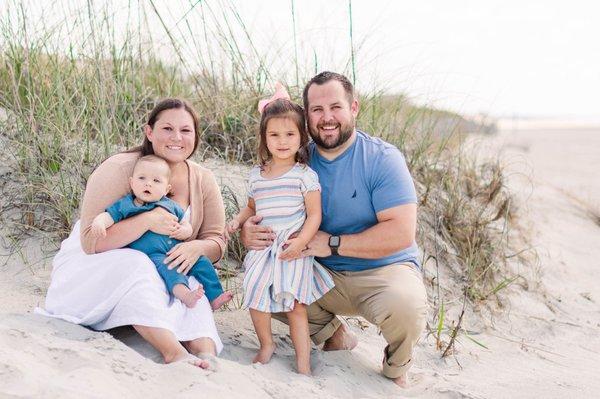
left=35, top=211, right=223, bottom=353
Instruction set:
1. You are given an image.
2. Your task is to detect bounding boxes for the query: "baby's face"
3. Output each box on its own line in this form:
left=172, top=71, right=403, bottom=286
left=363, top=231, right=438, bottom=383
left=130, top=161, right=171, bottom=203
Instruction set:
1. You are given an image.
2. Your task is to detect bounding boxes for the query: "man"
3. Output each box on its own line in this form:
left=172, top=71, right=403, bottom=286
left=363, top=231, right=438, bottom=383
left=242, top=71, right=428, bottom=387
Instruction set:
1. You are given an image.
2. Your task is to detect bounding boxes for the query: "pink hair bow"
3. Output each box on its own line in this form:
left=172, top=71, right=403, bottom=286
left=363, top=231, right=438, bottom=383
left=258, top=82, right=291, bottom=114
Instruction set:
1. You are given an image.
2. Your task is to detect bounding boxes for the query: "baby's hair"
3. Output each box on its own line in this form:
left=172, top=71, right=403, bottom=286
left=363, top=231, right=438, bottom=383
left=257, top=98, right=309, bottom=166
left=133, top=155, right=172, bottom=181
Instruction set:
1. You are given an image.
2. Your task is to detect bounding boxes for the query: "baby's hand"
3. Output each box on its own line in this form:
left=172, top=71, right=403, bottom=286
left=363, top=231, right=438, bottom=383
left=279, top=238, right=306, bottom=261
left=170, top=222, right=193, bottom=240
left=90, top=219, right=107, bottom=238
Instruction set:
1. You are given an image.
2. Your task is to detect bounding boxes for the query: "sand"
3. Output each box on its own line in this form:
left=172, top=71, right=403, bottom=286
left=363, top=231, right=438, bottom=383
left=1, top=124, right=599, bottom=398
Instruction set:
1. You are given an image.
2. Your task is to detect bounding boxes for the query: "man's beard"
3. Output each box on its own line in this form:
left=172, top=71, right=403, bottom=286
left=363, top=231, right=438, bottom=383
left=309, top=122, right=354, bottom=150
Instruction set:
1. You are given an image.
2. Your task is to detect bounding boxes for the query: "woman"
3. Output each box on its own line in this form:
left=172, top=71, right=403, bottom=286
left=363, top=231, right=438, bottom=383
left=38, top=98, right=225, bottom=368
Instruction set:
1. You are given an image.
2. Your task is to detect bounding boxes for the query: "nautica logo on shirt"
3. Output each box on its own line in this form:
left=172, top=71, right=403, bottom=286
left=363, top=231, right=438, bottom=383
left=351, top=190, right=357, bottom=198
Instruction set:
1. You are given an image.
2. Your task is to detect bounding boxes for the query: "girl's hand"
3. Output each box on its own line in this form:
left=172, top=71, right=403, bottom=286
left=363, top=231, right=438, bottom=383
left=170, top=222, right=193, bottom=240
left=227, top=219, right=240, bottom=234
left=224, top=219, right=240, bottom=242
left=165, top=240, right=204, bottom=274
left=279, top=238, right=307, bottom=261
left=146, top=207, right=179, bottom=236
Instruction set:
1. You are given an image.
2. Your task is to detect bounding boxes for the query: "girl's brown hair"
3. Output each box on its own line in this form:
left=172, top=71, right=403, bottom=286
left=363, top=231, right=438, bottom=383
left=127, top=98, right=201, bottom=158
left=258, top=99, right=309, bottom=166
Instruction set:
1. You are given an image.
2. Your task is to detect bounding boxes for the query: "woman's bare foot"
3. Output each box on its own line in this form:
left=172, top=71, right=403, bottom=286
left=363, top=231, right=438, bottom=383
left=170, top=353, right=210, bottom=369
left=322, top=323, right=358, bottom=351
left=210, top=291, right=234, bottom=310
left=252, top=342, right=276, bottom=364
left=174, top=286, right=204, bottom=308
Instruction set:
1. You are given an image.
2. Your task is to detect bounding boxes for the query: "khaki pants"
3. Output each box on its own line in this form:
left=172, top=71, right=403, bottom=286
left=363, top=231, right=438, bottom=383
left=275, top=262, right=428, bottom=378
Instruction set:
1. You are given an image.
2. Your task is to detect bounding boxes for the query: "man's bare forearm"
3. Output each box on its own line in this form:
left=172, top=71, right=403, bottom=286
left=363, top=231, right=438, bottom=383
left=335, top=204, right=416, bottom=259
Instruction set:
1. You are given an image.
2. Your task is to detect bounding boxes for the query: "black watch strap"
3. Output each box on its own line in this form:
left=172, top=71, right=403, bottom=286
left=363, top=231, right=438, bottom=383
left=329, top=235, right=341, bottom=256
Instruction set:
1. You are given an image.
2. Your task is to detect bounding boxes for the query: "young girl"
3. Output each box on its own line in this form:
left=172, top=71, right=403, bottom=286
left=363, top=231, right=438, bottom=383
left=227, top=83, right=335, bottom=375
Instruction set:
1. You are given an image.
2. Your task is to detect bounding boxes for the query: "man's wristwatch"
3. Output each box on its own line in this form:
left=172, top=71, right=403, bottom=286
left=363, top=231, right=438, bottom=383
left=328, top=235, right=341, bottom=256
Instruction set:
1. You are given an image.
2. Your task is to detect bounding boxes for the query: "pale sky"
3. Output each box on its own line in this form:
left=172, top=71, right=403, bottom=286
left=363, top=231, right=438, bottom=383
left=7, top=0, right=600, bottom=119
left=231, top=0, right=600, bottom=119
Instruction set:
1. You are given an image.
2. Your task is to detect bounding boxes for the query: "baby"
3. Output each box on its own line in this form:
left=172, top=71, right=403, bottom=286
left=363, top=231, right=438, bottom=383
left=91, top=154, right=232, bottom=309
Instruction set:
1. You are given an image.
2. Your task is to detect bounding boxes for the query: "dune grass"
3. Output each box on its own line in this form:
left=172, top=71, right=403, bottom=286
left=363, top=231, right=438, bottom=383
left=0, top=0, right=527, bottom=355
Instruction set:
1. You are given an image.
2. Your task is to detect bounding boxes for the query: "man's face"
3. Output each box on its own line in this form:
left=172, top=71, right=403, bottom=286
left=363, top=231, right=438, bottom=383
left=306, top=80, right=359, bottom=150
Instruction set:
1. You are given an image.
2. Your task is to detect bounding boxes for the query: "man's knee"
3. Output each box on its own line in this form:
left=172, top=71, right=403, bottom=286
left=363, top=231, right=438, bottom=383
left=366, top=286, right=428, bottom=334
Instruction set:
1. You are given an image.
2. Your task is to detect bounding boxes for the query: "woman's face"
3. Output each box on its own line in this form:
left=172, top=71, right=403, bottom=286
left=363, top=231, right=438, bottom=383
left=145, top=108, right=196, bottom=164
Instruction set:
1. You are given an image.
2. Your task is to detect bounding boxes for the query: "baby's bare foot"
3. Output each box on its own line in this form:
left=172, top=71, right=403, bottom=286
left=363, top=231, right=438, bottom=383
left=252, top=342, right=276, bottom=364
left=179, top=288, right=204, bottom=308
left=210, top=291, right=234, bottom=310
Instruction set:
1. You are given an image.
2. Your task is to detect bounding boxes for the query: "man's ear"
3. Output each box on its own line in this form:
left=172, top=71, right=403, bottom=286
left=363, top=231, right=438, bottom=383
left=351, top=98, right=360, bottom=118
left=144, top=125, right=153, bottom=141
left=166, top=184, right=172, bottom=195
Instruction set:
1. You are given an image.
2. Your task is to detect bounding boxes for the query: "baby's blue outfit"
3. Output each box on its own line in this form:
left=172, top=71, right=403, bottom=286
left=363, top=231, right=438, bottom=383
left=106, top=194, right=224, bottom=302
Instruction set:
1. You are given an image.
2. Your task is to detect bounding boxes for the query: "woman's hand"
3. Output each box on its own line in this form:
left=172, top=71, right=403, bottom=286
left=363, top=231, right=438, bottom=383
left=146, top=207, right=179, bottom=236
left=164, top=240, right=204, bottom=274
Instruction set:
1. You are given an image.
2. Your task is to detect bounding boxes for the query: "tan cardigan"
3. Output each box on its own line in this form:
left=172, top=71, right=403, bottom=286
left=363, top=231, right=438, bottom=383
left=79, top=152, right=226, bottom=258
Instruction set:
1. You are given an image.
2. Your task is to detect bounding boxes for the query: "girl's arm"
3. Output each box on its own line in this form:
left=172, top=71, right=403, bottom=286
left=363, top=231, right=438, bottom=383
left=228, top=198, right=256, bottom=233
left=279, top=191, right=321, bottom=260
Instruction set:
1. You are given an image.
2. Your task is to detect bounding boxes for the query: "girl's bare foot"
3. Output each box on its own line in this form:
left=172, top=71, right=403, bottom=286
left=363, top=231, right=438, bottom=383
left=252, top=342, right=276, bottom=364
left=210, top=291, right=234, bottom=310
left=175, top=287, right=204, bottom=308
left=296, top=363, right=311, bottom=376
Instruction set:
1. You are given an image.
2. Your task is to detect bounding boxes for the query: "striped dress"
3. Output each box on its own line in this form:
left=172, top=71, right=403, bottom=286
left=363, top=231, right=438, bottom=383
left=242, top=163, right=335, bottom=312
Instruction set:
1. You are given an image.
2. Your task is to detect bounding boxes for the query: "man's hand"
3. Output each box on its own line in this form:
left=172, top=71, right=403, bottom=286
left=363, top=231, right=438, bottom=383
left=240, top=215, right=276, bottom=250
left=301, top=231, right=332, bottom=258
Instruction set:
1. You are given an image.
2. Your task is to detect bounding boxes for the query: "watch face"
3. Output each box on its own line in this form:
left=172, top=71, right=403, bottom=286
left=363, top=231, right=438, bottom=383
left=329, top=235, right=340, bottom=247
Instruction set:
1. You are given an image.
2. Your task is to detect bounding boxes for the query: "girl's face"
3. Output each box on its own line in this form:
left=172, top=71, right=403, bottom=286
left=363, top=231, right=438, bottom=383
left=144, top=108, right=196, bottom=164
left=265, top=117, right=301, bottom=164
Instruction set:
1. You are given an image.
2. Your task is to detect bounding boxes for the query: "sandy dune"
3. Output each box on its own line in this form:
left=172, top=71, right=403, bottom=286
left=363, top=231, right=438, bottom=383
left=1, top=126, right=599, bottom=398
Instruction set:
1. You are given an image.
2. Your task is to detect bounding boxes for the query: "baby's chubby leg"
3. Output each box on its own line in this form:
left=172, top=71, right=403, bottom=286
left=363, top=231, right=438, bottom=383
left=152, top=254, right=204, bottom=308
left=187, top=256, right=233, bottom=310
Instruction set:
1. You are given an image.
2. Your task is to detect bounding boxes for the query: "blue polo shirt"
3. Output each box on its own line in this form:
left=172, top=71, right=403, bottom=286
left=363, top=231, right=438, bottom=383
left=309, top=130, right=421, bottom=271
